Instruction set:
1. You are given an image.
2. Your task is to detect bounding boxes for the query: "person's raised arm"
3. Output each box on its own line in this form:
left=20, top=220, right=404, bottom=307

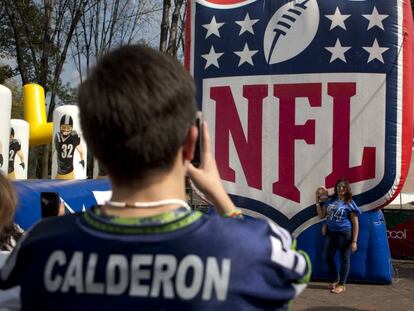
left=187, top=121, right=236, bottom=216
left=315, top=189, right=326, bottom=219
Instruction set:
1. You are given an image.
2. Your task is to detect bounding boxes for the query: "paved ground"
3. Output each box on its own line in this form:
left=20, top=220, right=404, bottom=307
left=292, top=260, right=414, bottom=311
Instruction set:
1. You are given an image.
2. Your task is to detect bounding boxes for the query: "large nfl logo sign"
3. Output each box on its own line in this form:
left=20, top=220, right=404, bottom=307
left=186, top=0, right=413, bottom=233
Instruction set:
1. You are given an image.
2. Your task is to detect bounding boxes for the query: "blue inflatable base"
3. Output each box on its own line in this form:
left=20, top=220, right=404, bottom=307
left=12, top=180, right=392, bottom=284
left=297, top=210, right=393, bottom=284
left=14, top=179, right=111, bottom=230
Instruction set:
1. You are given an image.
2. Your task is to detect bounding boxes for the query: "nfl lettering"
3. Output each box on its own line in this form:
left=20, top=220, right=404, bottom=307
left=189, top=0, right=411, bottom=230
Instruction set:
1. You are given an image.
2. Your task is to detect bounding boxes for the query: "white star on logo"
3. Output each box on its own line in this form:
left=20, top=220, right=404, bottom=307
left=325, top=7, right=351, bottom=30
left=325, top=39, right=351, bottom=63
left=362, top=39, right=389, bottom=63
left=201, top=46, right=224, bottom=69
left=362, top=7, right=388, bottom=30
left=202, top=16, right=225, bottom=38
left=235, top=13, right=259, bottom=35
left=234, top=43, right=258, bottom=66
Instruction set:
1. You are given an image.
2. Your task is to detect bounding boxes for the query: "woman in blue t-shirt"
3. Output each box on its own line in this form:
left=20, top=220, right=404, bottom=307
left=315, top=178, right=361, bottom=294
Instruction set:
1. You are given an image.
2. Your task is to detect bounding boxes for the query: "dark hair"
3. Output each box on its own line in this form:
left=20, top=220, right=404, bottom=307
left=0, top=172, right=17, bottom=227
left=0, top=224, right=23, bottom=251
left=0, top=173, right=22, bottom=250
left=77, top=45, right=197, bottom=185
left=334, top=178, right=352, bottom=203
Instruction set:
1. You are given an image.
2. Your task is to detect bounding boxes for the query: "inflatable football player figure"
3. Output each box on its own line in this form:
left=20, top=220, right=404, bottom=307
left=8, top=128, right=25, bottom=180
left=53, top=115, right=85, bottom=179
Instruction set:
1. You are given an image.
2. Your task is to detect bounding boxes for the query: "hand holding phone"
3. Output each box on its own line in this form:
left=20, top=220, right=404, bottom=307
left=191, top=112, right=202, bottom=167
left=187, top=120, right=237, bottom=216
left=40, top=192, right=64, bottom=218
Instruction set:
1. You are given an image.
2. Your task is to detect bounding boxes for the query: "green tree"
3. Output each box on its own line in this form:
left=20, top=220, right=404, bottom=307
left=0, top=65, right=13, bottom=84
left=159, top=0, right=187, bottom=57
left=71, top=0, right=160, bottom=83
left=4, top=79, right=24, bottom=120
left=0, top=0, right=91, bottom=178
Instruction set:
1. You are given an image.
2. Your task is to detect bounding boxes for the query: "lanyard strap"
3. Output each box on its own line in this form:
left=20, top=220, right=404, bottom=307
left=104, top=199, right=191, bottom=211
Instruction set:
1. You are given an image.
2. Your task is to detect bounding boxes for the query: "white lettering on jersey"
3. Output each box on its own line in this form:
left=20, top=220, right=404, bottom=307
left=61, top=251, right=84, bottom=293
left=85, top=253, right=104, bottom=294
left=150, top=255, right=177, bottom=298
left=44, top=251, right=232, bottom=301
left=202, top=257, right=231, bottom=301
left=44, top=250, right=66, bottom=292
left=129, top=255, right=152, bottom=297
left=106, top=254, right=129, bottom=295
left=176, top=255, right=204, bottom=300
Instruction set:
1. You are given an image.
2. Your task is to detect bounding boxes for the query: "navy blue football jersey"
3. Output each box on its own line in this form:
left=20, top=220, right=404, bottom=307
left=0, top=208, right=310, bottom=310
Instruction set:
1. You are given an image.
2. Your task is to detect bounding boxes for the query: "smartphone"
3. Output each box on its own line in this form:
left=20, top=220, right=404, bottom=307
left=40, top=192, right=61, bottom=218
left=192, top=112, right=202, bottom=167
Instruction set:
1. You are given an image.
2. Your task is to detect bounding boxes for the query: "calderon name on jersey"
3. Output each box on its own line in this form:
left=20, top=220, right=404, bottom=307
left=44, top=250, right=231, bottom=300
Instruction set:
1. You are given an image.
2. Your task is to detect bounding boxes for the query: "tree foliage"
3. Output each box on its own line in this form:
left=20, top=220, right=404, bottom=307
left=159, top=0, right=187, bottom=58
left=0, top=0, right=186, bottom=178
left=0, top=0, right=90, bottom=120
left=0, top=0, right=91, bottom=177
left=3, top=78, right=24, bottom=120
left=71, top=0, right=161, bottom=83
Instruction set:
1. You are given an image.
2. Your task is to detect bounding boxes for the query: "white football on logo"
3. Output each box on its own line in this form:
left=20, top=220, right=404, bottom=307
left=263, top=0, right=319, bottom=65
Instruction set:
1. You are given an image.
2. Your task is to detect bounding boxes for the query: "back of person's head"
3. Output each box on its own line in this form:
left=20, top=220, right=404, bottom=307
left=0, top=173, right=22, bottom=251
left=0, top=172, right=17, bottom=228
left=78, top=45, right=197, bottom=185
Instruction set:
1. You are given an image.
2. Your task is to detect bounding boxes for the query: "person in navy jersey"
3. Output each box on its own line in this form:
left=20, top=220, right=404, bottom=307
left=0, top=45, right=310, bottom=310
left=316, top=178, right=361, bottom=294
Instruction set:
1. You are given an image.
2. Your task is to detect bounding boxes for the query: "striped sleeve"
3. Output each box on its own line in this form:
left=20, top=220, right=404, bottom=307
left=267, top=222, right=309, bottom=278
left=348, top=200, right=362, bottom=215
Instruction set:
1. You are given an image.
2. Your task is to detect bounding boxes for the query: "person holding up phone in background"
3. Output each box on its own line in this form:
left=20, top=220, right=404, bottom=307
left=40, top=192, right=66, bottom=218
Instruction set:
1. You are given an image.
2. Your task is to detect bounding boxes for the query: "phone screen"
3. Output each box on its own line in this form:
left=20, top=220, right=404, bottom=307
left=40, top=192, right=61, bottom=218
left=191, top=112, right=202, bottom=167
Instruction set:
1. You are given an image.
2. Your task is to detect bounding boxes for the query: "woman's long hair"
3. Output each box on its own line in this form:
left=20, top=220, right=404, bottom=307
left=333, top=178, right=353, bottom=204
left=0, top=173, right=22, bottom=250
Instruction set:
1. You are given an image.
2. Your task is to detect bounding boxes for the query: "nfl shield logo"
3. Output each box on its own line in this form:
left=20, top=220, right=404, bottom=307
left=186, top=0, right=413, bottom=233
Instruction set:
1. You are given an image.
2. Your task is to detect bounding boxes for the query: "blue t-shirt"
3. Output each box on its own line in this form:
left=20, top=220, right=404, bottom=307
left=325, top=199, right=361, bottom=232
left=0, top=207, right=311, bottom=311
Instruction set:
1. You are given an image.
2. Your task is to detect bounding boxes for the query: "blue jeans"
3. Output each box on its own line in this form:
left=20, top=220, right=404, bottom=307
left=323, top=230, right=352, bottom=285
